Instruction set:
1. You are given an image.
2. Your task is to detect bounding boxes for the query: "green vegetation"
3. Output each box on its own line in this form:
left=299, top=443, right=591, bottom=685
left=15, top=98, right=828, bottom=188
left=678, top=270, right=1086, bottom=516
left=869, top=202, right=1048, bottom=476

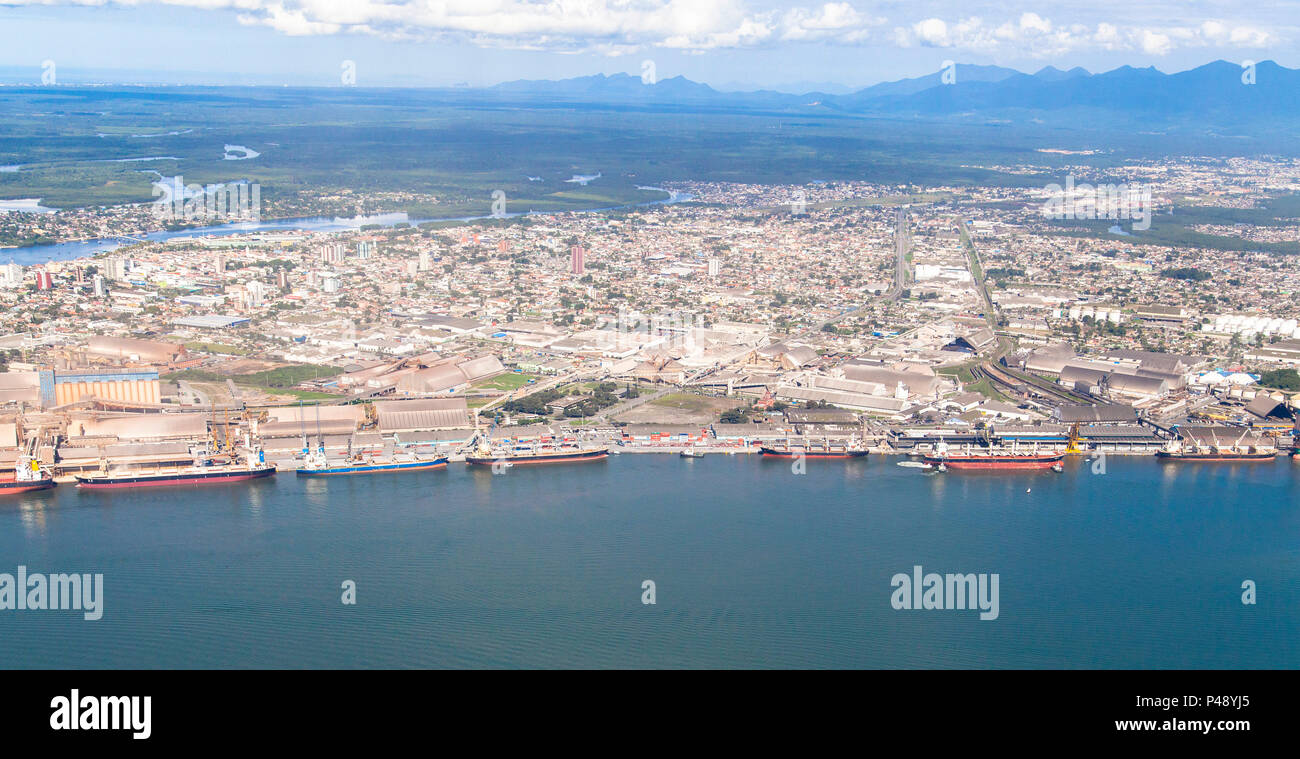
left=471, top=372, right=538, bottom=391
left=1258, top=368, right=1300, bottom=391
left=184, top=341, right=251, bottom=356
left=649, top=393, right=717, bottom=414
left=163, top=363, right=336, bottom=391
left=719, top=408, right=750, bottom=424
left=0, top=83, right=1228, bottom=217
left=1045, top=198, right=1300, bottom=256
left=1160, top=267, right=1212, bottom=281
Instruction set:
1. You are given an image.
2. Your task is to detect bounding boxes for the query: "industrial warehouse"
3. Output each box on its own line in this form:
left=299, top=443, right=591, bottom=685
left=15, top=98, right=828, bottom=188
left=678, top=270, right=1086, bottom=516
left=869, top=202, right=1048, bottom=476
left=0, top=319, right=1295, bottom=483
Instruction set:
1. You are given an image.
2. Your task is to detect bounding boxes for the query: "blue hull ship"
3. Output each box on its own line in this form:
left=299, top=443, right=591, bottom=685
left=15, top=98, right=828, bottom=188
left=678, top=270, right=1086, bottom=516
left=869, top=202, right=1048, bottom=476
left=296, top=457, right=449, bottom=477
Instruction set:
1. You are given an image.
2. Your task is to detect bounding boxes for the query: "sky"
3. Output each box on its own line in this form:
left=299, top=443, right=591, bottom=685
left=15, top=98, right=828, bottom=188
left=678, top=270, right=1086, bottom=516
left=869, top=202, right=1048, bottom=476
left=0, top=1, right=1296, bottom=90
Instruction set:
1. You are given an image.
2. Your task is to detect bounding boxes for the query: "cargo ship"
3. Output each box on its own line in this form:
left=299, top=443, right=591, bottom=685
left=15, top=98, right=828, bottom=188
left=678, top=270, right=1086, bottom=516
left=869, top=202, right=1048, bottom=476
left=0, top=455, right=56, bottom=495
left=1155, top=439, right=1277, bottom=462
left=922, top=442, right=1064, bottom=470
left=1159, top=426, right=1279, bottom=462
left=759, top=438, right=868, bottom=459
left=296, top=441, right=447, bottom=476
left=76, top=444, right=275, bottom=489
left=464, top=440, right=608, bottom=467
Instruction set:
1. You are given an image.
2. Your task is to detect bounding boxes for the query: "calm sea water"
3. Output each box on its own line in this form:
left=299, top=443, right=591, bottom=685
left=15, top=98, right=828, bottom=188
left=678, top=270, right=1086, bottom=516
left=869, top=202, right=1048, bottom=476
left=2, top=455, right=1297, bottom=669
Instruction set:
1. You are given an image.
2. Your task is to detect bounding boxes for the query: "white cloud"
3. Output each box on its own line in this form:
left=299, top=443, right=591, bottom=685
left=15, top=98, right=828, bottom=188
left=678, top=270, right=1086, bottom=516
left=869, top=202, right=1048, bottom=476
left=890, top=13, right=1283, bottom=58
left=1139, top=30, right=1172, bottom=55
left=1019, top=12, right=1051, bottom=35
left=780, top=3, right=883, bottom=43
left=5, top=1, right=1291, bottom=56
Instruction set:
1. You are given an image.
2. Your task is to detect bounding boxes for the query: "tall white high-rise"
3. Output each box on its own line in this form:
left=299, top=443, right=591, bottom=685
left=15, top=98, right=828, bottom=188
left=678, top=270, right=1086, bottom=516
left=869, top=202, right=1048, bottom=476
left=244, top=280, right=267, bottom=307
left=2, top=262, right=22, bottom=288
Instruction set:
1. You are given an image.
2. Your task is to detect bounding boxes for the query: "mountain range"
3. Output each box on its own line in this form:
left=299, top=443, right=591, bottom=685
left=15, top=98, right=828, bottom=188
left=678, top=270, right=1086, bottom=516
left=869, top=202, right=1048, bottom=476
left=489, top=60, right=1300, bottom=131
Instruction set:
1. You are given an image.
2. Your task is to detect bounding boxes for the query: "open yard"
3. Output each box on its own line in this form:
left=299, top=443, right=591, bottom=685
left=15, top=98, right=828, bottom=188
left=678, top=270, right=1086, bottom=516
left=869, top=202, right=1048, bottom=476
left=471, top=372, right=539, bottom=392
left=614, top=392, right=744, bottom=425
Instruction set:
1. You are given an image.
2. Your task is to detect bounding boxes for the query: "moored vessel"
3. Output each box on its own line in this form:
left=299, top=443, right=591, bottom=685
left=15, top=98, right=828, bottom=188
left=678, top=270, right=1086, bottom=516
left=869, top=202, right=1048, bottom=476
left=464, top=436, right=608, bottom=467
left=759, top=437, right=868, bottom=459
left=1155, top=431, right=1277, bottom=462
left=0, top=455, right=56, bottom=495
left=76, top=443, right=275, bottom=489
left=296, top=441, right=448, bottom=476
left=922, top=441, right=1063, bottom=470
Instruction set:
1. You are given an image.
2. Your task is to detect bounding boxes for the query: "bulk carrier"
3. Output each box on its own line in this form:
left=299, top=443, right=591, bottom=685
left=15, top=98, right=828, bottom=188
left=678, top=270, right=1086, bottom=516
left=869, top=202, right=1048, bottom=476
left=76, top=443, right=275, bottom=489
left=922, top=441, right=1064, bottom=471
left=464, top=437, right=608, bottom=467
left=1155, top=434, right=1277, bottom=462
left=759, top=437, right=868, bottom=459
left=296, top=439, right=448, bottom=476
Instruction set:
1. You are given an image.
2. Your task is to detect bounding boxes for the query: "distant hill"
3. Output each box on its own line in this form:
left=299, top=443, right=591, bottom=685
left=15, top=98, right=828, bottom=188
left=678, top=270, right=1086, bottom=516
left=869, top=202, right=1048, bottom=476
left=485, top=60, right=1300, bottom=133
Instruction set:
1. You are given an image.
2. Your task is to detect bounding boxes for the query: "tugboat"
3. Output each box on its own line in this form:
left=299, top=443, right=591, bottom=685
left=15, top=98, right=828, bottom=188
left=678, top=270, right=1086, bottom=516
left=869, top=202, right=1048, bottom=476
left=0, top=454, right=56, bottom=495
left=76, top=441, right=275, bottom=489
left=296, top=437, right=447, bottom=477
left=759, top=436, right=868, bottom=459
left=679, top=447, right=705, bottom=459
left=922, top=441, right=1064, bottom=470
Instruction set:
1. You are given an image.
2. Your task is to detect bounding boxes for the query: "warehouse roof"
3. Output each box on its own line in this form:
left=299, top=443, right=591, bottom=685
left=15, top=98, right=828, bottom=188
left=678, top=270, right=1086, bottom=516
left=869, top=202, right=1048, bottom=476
left=1053, top=404, right=1138, bottom=424
left=374, top=398, right=470, bottom=431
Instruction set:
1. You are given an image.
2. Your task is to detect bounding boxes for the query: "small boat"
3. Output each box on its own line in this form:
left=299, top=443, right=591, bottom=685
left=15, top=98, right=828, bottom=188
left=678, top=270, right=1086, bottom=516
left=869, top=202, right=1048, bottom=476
left=896, top=461, right=930, bottom=469
left=1051, top=462, right=1064, bottom=473
left=0, top=455, right=56, bottom=495
left=680, top=448, right=705, bottom=458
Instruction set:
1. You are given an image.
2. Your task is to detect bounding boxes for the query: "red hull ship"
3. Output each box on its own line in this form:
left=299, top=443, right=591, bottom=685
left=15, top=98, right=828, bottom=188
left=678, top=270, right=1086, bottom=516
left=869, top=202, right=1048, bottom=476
left=1, top=454, right=56, bottom=495
left=923, top=441, right=1063, bottom=470
left=0, top=477, right=56, bottom=494
left=464, top=446, right=608, bottom=467
left=76, top=443, right=276, bottom=489
left=76, top=466, right=275, bottom=489
left=922, top=452, right=1064, bottom=470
